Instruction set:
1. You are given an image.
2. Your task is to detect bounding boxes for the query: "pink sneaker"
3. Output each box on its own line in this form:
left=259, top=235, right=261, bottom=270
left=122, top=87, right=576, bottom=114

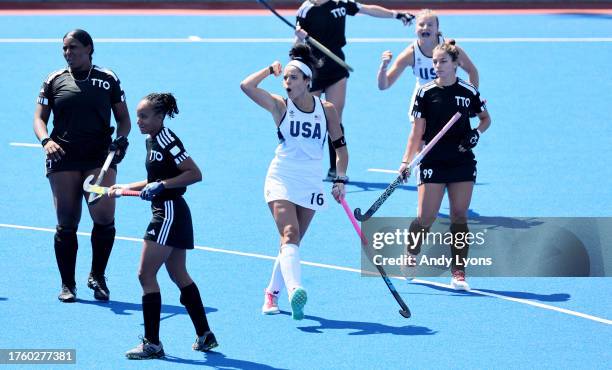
left=451, top=270, right=470, bottom=291
left=261, top=290, right=280, bottom=315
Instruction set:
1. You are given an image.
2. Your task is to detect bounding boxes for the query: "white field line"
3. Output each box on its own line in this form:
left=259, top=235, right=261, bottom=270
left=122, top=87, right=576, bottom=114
left=1, top=222, right=610, bottom=325
left=1, top=37, right=612, bottom=43
left=10, top=142, right=40, bottom=147
left=368, top=168, right=398, bottom=174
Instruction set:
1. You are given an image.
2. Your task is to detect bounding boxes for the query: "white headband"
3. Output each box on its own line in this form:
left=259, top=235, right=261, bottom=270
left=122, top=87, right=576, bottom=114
left=286, top=60, right=313, bottom=79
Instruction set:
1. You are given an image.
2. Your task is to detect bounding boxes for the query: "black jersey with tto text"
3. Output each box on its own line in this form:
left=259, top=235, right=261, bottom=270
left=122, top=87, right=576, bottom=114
left=412, top=78, right=486, bottom=164
left=37, top=66, right=125, bottom=143
left=296, top=0, right=361, bottom=57
left=145, top=127, right=190, bottom=200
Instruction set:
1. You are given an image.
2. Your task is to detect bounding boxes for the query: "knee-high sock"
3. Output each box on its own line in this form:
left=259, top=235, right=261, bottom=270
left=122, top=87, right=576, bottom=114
left=54, top=226, right=78, bottom=287
left=142, top=292, right=161, bottom=345
left=279, top=244, right=301, bottom=293
left=407, top=219, right=430, bottom=256
left=450, top=223, right=470, bottom=273
left=265, top=253, right=285, bottom=295
left=91, top=221, right=115, bottom=277
left=180, top=283, right=210, bottom=337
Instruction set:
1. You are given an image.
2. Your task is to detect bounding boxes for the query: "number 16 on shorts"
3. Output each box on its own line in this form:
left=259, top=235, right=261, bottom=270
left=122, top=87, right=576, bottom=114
left=310, top=193, right=324, bottom=206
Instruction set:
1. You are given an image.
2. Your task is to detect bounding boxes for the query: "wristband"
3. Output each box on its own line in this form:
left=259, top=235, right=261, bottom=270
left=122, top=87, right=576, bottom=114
left=41, top=137, right=51, bottom=147
left=268, top=65, right=274, bottom=75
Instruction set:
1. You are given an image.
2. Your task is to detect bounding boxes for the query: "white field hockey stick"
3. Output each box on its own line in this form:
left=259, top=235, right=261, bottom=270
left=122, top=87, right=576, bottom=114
left=354, top=112, right=462, bottom=221
left=83, top=174, right=140, bottom=198
left=86, top=150, right=116, bottom=204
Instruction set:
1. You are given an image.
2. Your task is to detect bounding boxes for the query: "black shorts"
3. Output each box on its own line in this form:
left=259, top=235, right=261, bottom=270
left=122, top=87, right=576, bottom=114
left=310, top=50, right=350, bottom=92
left=45, top=137, right=114, bottom=176
left=144, top=196, right=194, bottom=249
left=417, top=160, right=477, bottom=185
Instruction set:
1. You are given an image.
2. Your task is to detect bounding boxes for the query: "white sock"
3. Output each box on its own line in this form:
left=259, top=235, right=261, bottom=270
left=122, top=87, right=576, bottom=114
left=279, top=244, right=301, bottom=293
left=265, top=253, right=285, bottom=295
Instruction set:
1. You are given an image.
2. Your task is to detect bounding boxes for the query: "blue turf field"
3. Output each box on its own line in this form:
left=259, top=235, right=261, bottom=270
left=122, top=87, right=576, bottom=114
left=0, top=11, right=611, bottom=369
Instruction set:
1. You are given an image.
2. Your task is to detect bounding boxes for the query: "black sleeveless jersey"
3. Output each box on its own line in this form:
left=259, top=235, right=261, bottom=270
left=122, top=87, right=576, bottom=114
left=412, top=78, right=486, bottom=164
left=145, top=127, right=190, bottom=200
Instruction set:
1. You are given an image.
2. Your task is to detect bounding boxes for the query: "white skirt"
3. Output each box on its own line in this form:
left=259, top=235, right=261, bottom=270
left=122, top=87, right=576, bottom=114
left=264, top=156, right=327, bottom=211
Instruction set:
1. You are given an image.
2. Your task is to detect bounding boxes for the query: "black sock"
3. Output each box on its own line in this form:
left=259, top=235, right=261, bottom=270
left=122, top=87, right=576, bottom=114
left=54, top=226, right=78, bottom=287
left=450, top=223, right=470, bottom=273
left=142, top=292, right=161, bottom=345
left=407, top=219, right=430, bottom=256
left=91, top=221, right=115, bottom=277
left=180, top=283, right=210, bottom=337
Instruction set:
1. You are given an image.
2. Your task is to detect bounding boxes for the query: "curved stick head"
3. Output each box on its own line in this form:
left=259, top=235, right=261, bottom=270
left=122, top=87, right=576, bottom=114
left=83, top=174, right=104, bottom=205
left=354, top=208, right=368, bottom=222
left=83, top=175, right=95, bottom=192
left=399, top=309, right=411, bottom=318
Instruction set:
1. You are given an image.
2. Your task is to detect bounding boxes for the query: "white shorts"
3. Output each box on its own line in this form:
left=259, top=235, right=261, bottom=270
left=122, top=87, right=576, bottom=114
left=264, top=156, right=327, bottom=211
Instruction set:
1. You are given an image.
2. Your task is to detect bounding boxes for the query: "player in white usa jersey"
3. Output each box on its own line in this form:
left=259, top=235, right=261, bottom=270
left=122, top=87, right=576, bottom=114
left=377, top=9, right=479, bottom=122
left=241, top=44, right=348, bottom=320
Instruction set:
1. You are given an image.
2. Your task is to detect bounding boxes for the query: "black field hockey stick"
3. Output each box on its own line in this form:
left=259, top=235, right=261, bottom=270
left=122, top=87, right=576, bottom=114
left=341, top=198, right=411, bottom=318
left=354, top=112, right=462, bottom=221
left=256, top=0, right=354, bottom=72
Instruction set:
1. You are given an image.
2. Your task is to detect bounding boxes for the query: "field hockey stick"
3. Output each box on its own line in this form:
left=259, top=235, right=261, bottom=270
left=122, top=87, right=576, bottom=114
left=83, top=175, right=141, bottom=198
left=256, top=0, right=354, bottom=72
left=340, top=198, right=411, bottom=318
left=354, top=112, right=462, bottom=221
left=87, top=150, right=115, bottom=204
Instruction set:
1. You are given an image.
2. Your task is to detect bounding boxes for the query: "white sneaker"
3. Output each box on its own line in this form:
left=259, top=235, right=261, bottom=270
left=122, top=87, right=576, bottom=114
left=125, top=337, right=164, bottom=360
left=451, top=270, right=470, bottom=291
left=261, top=290, right=280, bottom=315
left=289, top=287, right=307, bottom=320
left=401, top=253, right=418, bottom=281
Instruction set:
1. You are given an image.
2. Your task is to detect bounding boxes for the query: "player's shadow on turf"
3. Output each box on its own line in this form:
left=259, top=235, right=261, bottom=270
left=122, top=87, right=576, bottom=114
left=279, top=312, right=437, bottom=336
left=78, top=299, right=218, bottom=318
left=0, top=297, right=7, bottom=302
left=438, top=209, right=544, bottom=230
left=162, top=353, right=288, bottom=370
left=410, top=282, right=570, bottom=302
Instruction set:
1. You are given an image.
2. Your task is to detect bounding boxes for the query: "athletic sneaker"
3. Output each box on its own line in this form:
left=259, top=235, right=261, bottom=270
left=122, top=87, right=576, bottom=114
left=192, top=331, right=218, bottom=352
left=261, top=290, right=280, bottom=315
left=401, top=253, right=418, bottom=281
left=87, top=274, right=110, bottom=301
left=58, top=284, right=77, bottom=303
left=125, top=337, right=164, bottom=360
left=450, top=270, right=470, bottom=291
left=289, top=287, right=308, bottom=320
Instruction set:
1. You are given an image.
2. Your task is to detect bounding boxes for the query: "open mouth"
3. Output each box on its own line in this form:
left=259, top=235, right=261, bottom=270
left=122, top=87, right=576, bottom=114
left=421, top=32, right=431, bottom=38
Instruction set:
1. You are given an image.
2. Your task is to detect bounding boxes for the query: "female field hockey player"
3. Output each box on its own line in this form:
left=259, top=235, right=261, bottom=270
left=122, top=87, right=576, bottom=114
left=108, top=93, right=217, bottom=359
left=240, top=44, right=349, bottom=320
left=33, top=29, right=131, bottom=302
left=295, top=0, right=411, bottom=180
left=400, top=41, right=490, bottom=290
left=377, top=9, right=479, bottom=121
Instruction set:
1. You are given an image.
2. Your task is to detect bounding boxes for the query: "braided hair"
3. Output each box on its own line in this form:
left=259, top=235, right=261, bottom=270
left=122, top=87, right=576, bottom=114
left=144, top=93, right=179, bottom=119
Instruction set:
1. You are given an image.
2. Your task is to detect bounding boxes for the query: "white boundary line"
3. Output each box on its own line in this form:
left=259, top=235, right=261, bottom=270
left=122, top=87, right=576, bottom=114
left=1, top=37, right=612, bottom=43
left=10, top=142, right=40, bottom=148
left=1, top=222, right=610, bottom=325
left=368, top=168, right=398, bottom=174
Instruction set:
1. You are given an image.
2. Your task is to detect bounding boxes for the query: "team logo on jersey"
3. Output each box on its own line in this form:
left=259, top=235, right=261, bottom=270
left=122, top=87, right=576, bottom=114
left=91, top=78, right=111, bottom=90
left=289, top=120, right=322, bottom=139
left=455, top=96, right=471, bottom=107
left=330, top=7, right=347, bottom=18
left=416, top=57, right=422, bottom=65
left=289, top=110, right=295, bottom=118
left=147, top=229, right=156, bottom=236
left=149, top=149, right=163, bottom=162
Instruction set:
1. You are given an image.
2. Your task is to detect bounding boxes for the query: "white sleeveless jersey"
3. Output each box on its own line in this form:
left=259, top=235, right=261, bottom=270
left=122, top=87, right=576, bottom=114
left=264, top=96, right=329, bottom=210
left=411, top=35, right=445, bottom=87
left=275, top=96, right=327, bottom=160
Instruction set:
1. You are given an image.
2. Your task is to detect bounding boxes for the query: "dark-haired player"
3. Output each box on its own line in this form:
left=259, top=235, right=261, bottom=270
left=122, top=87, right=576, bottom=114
left=108, top=93, right=216, bottom=359
left=400, top=42, right=491, bottom=290
left=240, top=44, right=349, bottom=320
left=296, top=0, right=412, bottom=180
left=33, top=29, right=131, bottom=302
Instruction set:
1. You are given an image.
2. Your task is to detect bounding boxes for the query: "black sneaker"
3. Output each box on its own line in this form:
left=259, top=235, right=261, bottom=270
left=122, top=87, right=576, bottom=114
left=87, top=274, right=110, bottom=301
left=192, top=331, right=218, bottom=352
left=324, top=168, right=337, bottom=182
left=58, top=284, right=77, bottom=303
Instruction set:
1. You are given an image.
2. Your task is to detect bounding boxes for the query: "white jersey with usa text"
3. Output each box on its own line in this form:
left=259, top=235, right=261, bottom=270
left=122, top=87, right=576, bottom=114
left=275, top=96, right=327, bottom=161
left=411, top=35, right=444, bottom=87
